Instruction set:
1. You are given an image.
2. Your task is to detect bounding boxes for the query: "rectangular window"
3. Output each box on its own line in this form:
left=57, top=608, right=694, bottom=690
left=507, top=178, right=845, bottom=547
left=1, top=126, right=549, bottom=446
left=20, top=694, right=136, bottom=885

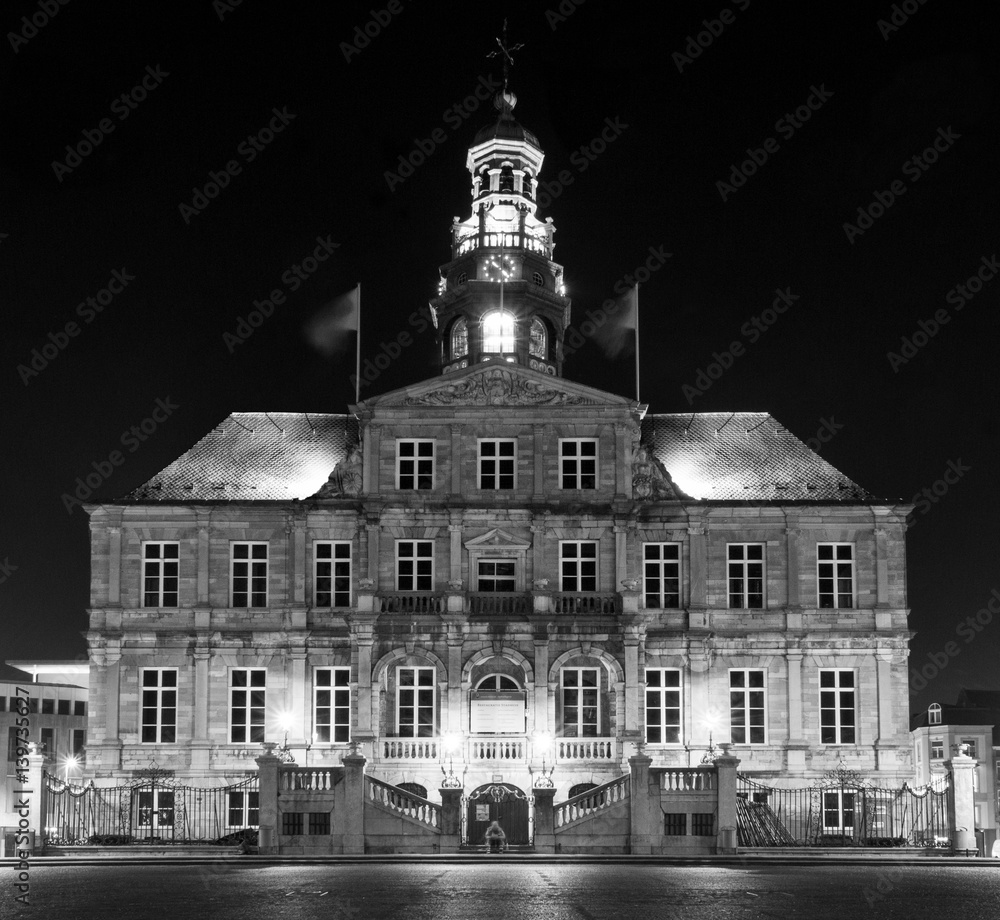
left=397, top=667, right=435, bottom=738
left=143, top=542, right=179, bottom=607
left=308, top=812, right=331, bottom=835
left=231, top=542, right=268, bottom=607
left=57, top=699, right=70, bottom=715
left=141, top=668, right=178, bottom=743
left=817, top=543, right=854, bottom=608
left=74, top=700, right=87, bottom=716
left=819, top=670, right=856, bottom=744
left=961, top=739, right=978, bottom=759
left=396, top=439, right=434, bottom=490
left=643, top=543, right=681, bottom=608
left=396, top=541, right=434, bottom=591
left=822, top=790, right=856, bottom=833
left=7, top=727, right=20, bottom=762
left=41, top=699, right=54, bottom=714
left=728, top=544, right=764, bottom=608
left=314, top=668, right=351, bottom=744
left=230, top=669, right=266, bottom=744
left=645, top=669, right=682, bottom=744
left=559, top=438, right=597, bottom=490
left=560, top=542, right=597, bottom=592
left=314, top=541, right=351, bottom=608
left=663, top=813, right=686, bottom=836
left=282, top=812, right=303, bottom=836
left=228, top=790, right=260, bottom=828
left=562, top=668, right=599, bottom=738
left=730, top=669, right=767, bottom=745
left=477, top=559, right=516, bottom=592
left=72, top=729, right=86, bottom=756
left=691, top=813, right=715, bottom=836
left=40, top=727, right=54, bottom=755
left=478, top=439, right=516, bottom=490
left=930, top=739, right=944, bottom=760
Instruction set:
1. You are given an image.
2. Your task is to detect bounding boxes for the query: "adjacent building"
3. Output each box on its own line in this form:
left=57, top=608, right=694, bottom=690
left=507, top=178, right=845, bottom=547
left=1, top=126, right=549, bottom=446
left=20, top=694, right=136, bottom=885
left=81, top=82, right=914, bottom=846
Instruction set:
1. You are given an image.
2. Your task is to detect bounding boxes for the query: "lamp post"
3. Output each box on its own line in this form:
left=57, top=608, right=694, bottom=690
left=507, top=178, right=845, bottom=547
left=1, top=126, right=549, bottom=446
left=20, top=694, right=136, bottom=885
left=441, top=733, right=463, bottom=788
left=533, top=732, right=555, bottom=788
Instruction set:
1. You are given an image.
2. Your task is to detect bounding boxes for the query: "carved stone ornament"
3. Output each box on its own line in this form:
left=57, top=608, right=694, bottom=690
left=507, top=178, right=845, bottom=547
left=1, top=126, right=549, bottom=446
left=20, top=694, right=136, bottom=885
left=312, top=444, right=363, bottom=497
left=406, top=367, right=594, bottom=407
left=631, top=442, right=682, bottom=500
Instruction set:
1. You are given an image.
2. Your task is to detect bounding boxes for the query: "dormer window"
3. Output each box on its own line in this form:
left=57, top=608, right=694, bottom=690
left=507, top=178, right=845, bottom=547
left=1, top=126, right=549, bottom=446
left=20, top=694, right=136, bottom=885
left=451, top=317, right=468, bottom=359
left=482, top=311, right=515, bottom=354
left=529, top=317, right=546, bottom=359
left=928, top=702, right=942, bottom=725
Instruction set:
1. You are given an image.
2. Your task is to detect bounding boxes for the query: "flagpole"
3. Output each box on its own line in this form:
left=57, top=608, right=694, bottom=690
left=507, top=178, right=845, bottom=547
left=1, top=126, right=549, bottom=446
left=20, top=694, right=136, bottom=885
left=634, top=283, right=640, bottom=403
left=354, top=283, right=361, bottom=404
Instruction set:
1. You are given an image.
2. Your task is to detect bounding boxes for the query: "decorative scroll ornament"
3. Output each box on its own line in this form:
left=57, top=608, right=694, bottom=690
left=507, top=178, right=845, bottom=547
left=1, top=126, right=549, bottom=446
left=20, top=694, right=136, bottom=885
left=631, top=443, right=683, bottom=500
left=312, top=445, right=363, bottom=497
left=406, top=368, right=593, bottom=407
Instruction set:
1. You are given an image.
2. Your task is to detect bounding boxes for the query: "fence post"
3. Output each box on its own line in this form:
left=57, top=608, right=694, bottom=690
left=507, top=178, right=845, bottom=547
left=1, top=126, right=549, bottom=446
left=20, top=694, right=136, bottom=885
left=946, top=751, right=978, bottom=855
left=342, top=752, right=367, bottom=854
left=714, top=750, right=741, bottom=854
left=25, top=744, right=48, bottom=854
left=629, top=754, right=654, bottom=854
left=533, top=787, right=556, bottom=853
left=255, top=746, right=281, bottom=854
left=439, top=787, right=463, bottom=851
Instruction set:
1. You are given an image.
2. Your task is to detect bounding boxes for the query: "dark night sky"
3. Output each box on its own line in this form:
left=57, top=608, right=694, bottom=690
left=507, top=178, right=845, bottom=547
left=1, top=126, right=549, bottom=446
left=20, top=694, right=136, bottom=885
left=2, top=0, right=998, bottom=717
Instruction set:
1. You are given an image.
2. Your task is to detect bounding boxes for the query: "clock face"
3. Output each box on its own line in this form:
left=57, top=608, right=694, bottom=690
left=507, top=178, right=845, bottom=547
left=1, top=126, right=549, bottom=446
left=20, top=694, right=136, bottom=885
left=482, top=255, right=515, bottom=283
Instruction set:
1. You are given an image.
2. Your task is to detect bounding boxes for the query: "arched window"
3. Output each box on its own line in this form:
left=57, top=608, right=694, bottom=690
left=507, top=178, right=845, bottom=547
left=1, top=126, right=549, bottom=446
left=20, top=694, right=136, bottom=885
left=482, top=311, right=515, bottom=353
left=532, top=271, right=544, bottom=286
left=499, top=165, right=514, bottom=193
left=529, top=317, right=546, bottom=359
left=451, top=317, right=468, bottom=359
left=456, top=272, right=467, bottom=285
left=397, top=782, right=428, bottom=800
left=480, top=167, right=492, bottom=194
left=928, top=703, right=942, bottom=725
left=522, top=172, right=533, bottom=197
left=476, top=675, right=520, bottom=691
left=568, top=782, right=599, bottom=800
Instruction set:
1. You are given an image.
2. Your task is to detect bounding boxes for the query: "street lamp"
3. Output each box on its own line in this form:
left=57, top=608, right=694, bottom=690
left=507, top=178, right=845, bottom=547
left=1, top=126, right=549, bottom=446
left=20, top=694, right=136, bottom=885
left=62, top=754, right=80, bottom=783
left=277, top=712, right=295, bottom=762
left=441, top=733, right=463, bottom=788
left=701, top=711, right=723, bottom=764
left=533, top=732, right=555, bottom=788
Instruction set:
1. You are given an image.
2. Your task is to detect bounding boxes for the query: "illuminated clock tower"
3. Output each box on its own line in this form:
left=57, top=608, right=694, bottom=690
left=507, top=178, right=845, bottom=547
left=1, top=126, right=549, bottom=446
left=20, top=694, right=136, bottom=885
left=429, top=40, right=571, bottom=378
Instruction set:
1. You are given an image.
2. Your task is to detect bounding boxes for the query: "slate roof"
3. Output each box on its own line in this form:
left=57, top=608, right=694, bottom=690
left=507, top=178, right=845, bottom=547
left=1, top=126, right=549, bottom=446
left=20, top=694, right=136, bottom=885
left=122, top=413, right=355, bottom=502
left=910, top=703, right=1000, bottom=745
left=642, top=412, right=874, bottom=502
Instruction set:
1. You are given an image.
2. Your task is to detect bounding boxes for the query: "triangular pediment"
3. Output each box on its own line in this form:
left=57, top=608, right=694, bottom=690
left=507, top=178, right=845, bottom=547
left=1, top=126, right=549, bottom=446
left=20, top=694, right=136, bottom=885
left=464, top=528, right=532, bottom=551
left=358, top=362, right=641, bottom=412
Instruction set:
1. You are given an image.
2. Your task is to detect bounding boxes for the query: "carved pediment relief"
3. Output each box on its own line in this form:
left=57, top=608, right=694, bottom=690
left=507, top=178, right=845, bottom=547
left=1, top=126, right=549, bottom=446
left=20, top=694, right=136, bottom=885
left=405, top=367, right=598, bottom=408
left=464, top=528, right=532, bottom=552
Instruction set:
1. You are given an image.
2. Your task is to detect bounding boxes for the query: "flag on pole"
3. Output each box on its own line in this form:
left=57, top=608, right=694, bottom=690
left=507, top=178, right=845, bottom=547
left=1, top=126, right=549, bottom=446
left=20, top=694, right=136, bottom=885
left=596, top=285, right=638, bottom=359
left=303, top=284, right=360, bottom=358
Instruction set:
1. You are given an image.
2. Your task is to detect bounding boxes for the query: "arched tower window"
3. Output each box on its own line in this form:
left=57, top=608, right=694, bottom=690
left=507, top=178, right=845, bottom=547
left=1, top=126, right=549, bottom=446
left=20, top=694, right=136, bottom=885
left=522, top=172, right=533, bottom=198
left=928, top=703, right=942, bottom=725
left=499, top=164, right=514, bottom=193
left=451, top=317, right=468, bottom=359
left=482, top=311, right=515, bottom=354
left=529, top=317, right=546, bottom=359
left=532, top=271, right=544, bottom=286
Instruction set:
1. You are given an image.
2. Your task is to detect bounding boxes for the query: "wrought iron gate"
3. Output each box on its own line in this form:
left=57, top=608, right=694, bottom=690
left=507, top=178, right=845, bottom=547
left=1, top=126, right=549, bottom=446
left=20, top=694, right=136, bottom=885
left=44, top=772, right=259, bottom=846
left=464, top=782, right=532, bottom=846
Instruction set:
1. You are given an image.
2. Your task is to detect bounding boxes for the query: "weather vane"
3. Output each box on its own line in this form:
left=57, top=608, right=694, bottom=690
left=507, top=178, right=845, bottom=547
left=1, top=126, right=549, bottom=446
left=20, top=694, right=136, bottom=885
left=488, top=18, right=524, bottom=93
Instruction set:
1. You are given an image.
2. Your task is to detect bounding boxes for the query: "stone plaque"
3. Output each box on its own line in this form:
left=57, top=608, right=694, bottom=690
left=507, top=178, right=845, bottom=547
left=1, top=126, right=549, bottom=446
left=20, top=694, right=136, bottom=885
left=470, top=691, right=526, bottom=734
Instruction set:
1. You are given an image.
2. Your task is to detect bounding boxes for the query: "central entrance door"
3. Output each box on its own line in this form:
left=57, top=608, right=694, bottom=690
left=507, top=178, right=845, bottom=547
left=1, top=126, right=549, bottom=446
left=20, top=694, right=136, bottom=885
left=466, top=782, right=530, bottom=846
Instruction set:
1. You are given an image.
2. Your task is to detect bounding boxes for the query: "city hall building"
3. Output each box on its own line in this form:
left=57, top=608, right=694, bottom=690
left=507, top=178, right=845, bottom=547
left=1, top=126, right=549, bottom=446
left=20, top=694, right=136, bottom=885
left=81, top=82, right=914, bottom=845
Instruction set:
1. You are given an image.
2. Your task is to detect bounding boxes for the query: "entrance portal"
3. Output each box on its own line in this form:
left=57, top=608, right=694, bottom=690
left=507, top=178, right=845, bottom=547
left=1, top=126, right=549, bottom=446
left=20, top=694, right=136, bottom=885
left=465, top=782, right=530, bottom=846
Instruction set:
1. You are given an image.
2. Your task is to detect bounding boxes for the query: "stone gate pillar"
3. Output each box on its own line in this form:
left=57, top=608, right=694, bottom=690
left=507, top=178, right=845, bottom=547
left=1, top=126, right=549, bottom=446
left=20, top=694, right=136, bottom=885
left=628, top=754, right=654, bottom=854
left=342, top=752, right=367, bottom=854
left=946, top=752, right=978, bottom=855
left=714, top=749, right=741, bottom=854
left=439, top=787, right=463, bottom=851
left=255, top=747, right=281, bottom=855
left=533, top=786, right=556, bottom=853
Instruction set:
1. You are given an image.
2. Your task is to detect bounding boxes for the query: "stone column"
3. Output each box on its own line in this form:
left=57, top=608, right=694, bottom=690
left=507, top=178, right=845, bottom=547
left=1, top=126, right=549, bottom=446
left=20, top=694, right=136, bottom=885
left=614, top=522, right=628, bottom=592
left=714, top=750, right=741, bottom=854
left=342, top=752, right=367, bottom=854
left=450, top=425, right=462, bottom=496
left=532, top=425, right=545, bottom=499
left=449, top=514, right=463, bottom=586
left=628, top=754, right=654, bottom=854
left=289, top=646, right=307, bottom=748
left=191, top=645, right=212, bottom=771
left=533, top=639, right=550, bottom=735
left=445, top=625, right=464, bottom=734
left=292, top=516, right=306, bottom=606
left=785, top=648, right=807, bottom=773
left=108, top=524, right=122, bottom=606
left=349, top=611, right=378, bottom=743
left=687, top=520, right=707, bottom=628
left=621, top=624, right=645, bottom=735
left=874, top=527, right=890, bottom=608
left=785, top=526, right=801, bottom=626
left=533, top=786, right=556, bottom=853
left=365, top=519, right=380, bottom=586
left=615, top=424, right=631, bottom=497
left=439, top=787, right=463, bottom=850
left=874, top=649, right=894, bottom=769
left=255, top=749, right=281, bottom=855
left=365, top=424, right=381, bottom=497
left=947, top=753, right=979, bottom=854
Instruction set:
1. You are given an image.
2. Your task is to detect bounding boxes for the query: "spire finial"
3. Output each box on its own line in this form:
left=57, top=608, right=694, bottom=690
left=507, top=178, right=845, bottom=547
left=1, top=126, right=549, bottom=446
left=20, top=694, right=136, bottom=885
left=488, top=18, right=524, bottom=95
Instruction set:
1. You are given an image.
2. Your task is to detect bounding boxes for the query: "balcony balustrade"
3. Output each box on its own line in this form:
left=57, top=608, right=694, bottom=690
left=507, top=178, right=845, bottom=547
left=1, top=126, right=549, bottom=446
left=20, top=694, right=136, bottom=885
left=467, top=736, right=527, bottom=764
left=453, top=230, right=551, bottom=259
left=468, top=593, right=532, bottom=615
left=552, top=593, right=621, bottom=615
left=377, top=593, right=445, bottom=614
left=556, top=737, right=616, bottom=763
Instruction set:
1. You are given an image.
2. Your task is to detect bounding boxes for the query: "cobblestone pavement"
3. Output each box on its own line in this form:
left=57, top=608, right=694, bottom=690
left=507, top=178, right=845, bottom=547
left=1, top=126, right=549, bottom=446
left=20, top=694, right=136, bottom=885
left=7, top=862, right=1000, bottom=920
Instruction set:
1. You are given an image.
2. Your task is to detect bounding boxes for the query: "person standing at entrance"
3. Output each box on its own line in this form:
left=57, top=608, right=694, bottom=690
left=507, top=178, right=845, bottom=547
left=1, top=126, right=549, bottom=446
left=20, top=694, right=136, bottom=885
left=485, top=820, right=506, bottom=853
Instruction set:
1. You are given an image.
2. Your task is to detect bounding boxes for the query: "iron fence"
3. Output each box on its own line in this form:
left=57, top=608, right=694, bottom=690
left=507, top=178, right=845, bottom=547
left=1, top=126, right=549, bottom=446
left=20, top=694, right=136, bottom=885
left=44, top=772, right=259, bottom=846
left=736, top=773, right=950, bottom=847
